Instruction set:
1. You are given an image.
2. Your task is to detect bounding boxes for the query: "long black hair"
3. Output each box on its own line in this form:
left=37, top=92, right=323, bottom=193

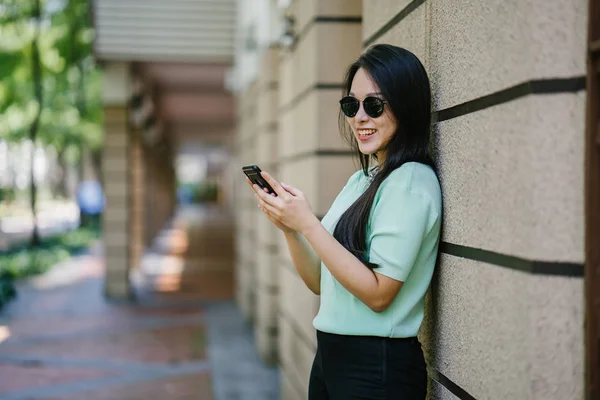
left=333, top=44, right=433, bottom=270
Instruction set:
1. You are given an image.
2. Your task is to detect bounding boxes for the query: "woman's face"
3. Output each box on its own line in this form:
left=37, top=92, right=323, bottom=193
left=346, top=68, right=397, bottom=162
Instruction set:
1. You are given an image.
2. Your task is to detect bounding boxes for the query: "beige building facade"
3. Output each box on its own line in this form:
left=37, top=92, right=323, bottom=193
left=233, top=1, right=587, bottom=399
left=95, top=0, right=237, bottom=298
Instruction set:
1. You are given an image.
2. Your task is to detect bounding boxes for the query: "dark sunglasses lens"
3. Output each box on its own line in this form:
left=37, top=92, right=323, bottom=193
left=340, top=97, right=359, bottom=117
left=363, top=97, right=385, bottom=118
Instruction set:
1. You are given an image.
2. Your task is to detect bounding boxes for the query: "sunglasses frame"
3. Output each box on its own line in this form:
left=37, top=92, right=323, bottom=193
left=339, top=95, right=388, bottom=118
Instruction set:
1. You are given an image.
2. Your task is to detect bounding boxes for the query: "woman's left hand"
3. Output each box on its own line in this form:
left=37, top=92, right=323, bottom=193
left=250, top=171, right=320, bottom=235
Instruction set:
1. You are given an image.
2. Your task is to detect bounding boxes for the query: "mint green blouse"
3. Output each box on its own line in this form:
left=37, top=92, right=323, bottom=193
left=312, top=162, right=442, bottom=338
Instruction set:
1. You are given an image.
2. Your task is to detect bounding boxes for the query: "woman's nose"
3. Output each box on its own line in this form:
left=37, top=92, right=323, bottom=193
left=355, top=103, right=369, bottom=121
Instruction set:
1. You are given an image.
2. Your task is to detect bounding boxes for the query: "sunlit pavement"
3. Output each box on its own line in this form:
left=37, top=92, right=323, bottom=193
left=0, top=205, right=279, bottom=400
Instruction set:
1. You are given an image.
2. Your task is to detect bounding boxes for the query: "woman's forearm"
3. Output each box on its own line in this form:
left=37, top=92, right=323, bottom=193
left=284, top=231, right=321, bottom=295
left=300, top=220, right=388, bottom=310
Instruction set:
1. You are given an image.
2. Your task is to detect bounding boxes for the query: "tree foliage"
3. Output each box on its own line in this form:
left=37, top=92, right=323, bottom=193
left=0, top=0, right=103, bottom=156
left=0, top=0, right=103, bottom=247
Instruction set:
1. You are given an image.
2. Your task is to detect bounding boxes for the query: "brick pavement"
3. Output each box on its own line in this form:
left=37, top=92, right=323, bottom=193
left=0, top=206, right=279, bottom=400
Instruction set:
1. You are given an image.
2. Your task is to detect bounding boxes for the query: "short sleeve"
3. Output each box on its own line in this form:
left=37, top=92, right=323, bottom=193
left=367, top=185, right=433, bottom=282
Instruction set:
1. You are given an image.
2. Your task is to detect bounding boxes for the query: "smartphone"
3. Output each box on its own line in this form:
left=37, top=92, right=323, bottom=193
left=242, top=165, right=277, bottom=196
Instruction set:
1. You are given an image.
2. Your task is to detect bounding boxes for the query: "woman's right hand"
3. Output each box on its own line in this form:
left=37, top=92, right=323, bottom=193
left=246, top=177, right=295, bottom=234
left=261, top=201, right=295, bottom=233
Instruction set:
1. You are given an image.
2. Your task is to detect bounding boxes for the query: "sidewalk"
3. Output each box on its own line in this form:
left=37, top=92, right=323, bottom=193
left=0, top=238, right=279, bottom=399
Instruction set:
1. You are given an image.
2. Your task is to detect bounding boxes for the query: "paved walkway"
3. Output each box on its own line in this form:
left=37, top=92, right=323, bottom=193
left=0, top=206, right=279, bottom=400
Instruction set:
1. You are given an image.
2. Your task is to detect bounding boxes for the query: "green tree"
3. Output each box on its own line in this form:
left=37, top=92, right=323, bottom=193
left=29, top=0, right=43, bottom=246
left=0, top=0, right=102, bottom=247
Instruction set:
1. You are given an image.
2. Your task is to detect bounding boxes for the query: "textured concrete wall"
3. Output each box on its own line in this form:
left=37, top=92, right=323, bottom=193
left=129, top=129, right=145, bottom=273
left=102, top=63, right=133, bottom=299
left=234, top=0, right=362, bottom=398
left=254, top=46, right=281, bottom=364
left=277, top=2, right=362, bottom=399
left=235, top=0, right=586, bottom=399
left=103, top=105, right=132, bottom=298
left=142, top=138, right=177, bottom=246
left=364, top=1, right=586, bottom=399
left=103, top=64, right=179, bottom=300
left=103, top=104, right=172, bottom=300
left=235, top=81, right=259, bottom=323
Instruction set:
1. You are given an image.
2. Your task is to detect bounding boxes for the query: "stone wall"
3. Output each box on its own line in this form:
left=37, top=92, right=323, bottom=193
left=234, top=1, right=587, bottom=398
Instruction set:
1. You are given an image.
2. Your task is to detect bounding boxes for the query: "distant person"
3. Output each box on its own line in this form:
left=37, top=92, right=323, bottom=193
left=246, top=44, right=441, bottom=399
left=76, top=180, right=105, bottom=228
left=177, top=185, right=194, bottom=205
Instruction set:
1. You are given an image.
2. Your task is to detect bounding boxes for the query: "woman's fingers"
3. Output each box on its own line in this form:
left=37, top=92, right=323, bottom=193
left=258, top=196, right=280, bottom=217
left=247, top=178, right=271, bottom=196
left=248, top=179, right=269, bottom=193
left=280, top=182, right=300, bottom=196
left=258, top=199, right=282, bottom=225
left=254, top=192, right=273, bottom=211
left=260, top=171, right=287, bottom=198
left=254, top=184, right=279, bottom=207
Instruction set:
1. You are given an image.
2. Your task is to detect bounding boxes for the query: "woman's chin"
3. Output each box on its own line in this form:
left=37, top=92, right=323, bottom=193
left=358, top=143, right=379, bottom=156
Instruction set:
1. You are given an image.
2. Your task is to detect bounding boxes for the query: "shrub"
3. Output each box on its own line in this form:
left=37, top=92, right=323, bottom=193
left=0, top=227, right=100, bottom=311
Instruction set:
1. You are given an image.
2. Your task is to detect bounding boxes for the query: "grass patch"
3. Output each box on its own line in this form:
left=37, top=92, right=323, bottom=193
left=0, top=227, right=101, bottom=311
left=0, top=227, right=100, bottom=279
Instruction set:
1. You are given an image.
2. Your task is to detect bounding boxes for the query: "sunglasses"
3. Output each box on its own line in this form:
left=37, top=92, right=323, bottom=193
left=339, top=96, right=387, bottom=118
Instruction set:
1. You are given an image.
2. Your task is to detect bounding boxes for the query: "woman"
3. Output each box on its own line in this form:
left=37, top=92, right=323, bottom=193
left=247, top=44, right=442, bottom=399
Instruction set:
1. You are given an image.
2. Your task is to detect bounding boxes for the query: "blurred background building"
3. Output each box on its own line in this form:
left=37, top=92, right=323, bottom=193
left=0, top=0, right=596, bottom=399
left=94, top=0, right=237, bottom=299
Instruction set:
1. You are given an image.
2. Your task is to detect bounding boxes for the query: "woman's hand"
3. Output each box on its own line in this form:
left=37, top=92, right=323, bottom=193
left=247, top=171, right=320, bottom=235
left=246, top=177, right=292, bottom=233
left=246, top=176, right=293, bottom=233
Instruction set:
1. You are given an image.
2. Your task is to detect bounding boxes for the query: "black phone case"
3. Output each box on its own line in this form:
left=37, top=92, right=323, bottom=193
left=242, top=165, right=276, bottom=196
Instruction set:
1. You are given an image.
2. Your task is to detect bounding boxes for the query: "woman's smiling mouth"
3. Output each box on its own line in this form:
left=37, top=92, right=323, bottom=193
left=357, top=128, right=377, bottom=140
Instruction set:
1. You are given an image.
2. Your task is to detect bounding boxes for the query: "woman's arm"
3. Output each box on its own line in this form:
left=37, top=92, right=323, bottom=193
left=300, top=221, right=402, bottom=312
left=252, top=172, right=402, bottom=312
left=283, top=231, right=321, bottom=295
left=247, top=178, right=321, bottom=294
left=300, top=184, right=435, bottom=313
